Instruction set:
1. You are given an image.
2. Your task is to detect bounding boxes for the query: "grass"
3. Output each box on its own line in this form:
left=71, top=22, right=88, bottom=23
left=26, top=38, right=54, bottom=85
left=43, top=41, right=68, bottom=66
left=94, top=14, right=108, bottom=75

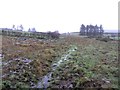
left=1, top=35, right=119, bottom=89
left=1, top=36, right=70, bottom=88
left=48, top=36, right=118, bottom=89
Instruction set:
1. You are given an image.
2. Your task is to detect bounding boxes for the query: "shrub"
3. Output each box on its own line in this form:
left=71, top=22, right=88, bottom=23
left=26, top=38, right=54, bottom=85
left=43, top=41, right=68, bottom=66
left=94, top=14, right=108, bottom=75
left=96, top=36, right=112, bottom=42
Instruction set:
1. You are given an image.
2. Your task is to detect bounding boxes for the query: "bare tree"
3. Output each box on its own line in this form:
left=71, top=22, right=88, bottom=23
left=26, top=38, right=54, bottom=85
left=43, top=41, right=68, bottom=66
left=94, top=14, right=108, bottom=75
left=12, top=25, right=16, bottom=30
left=19, top=24, right=24, bottom=31
left=100, top=25, right=104, bottom=35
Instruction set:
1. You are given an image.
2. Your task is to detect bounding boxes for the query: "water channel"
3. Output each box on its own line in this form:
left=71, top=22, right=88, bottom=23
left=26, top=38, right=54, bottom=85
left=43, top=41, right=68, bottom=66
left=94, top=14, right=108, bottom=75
left=33, top=45, right=77, bottom=88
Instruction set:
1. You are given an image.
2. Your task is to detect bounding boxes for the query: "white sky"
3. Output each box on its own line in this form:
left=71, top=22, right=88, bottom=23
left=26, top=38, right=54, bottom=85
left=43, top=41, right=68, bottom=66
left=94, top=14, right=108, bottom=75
left=0, top=0, right=119, bottom=33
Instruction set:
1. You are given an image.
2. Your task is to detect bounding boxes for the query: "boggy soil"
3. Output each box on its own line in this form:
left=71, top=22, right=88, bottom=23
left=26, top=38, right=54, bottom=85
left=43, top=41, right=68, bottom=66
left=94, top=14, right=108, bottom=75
left=1, top=35, right=119, bottom=89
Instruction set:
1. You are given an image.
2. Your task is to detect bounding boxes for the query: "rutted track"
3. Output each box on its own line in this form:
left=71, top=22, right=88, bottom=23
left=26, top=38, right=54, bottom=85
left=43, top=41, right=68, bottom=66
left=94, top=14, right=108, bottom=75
left=2, top=36, right=70, bottom=88
left=33, top=45, right=78, bottom=88
left=2, top=35, right=118, bottom=89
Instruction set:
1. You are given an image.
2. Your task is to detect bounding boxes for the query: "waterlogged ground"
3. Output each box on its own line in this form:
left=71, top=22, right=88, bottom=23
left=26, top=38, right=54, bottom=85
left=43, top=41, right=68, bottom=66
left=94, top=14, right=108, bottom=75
left=49, top=41, right=118, bottom=88
left=1, top=35, right=119, bottom=89
left=1, top=36, right=70, bottom=88
left=32, top=45, right=77, bottom=88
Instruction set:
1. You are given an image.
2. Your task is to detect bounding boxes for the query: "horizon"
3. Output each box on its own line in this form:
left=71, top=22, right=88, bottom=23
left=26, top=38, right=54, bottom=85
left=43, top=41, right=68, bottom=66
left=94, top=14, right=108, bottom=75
left=0, top=0, right=118, bottom=33
left=0, top=26, right=118, bottom=34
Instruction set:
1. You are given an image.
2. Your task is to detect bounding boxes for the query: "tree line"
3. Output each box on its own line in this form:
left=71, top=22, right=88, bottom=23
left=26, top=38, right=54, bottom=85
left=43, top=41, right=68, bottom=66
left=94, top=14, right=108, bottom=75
left=80, top=24, right=104, bottom=37
left=0, top=25, right=60, bottom=39
left=12, top=24, right=37, bottom=32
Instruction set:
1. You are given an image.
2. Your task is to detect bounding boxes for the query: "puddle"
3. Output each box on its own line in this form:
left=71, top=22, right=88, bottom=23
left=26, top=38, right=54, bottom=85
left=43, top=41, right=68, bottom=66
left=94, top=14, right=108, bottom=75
left=2, top=46, right=77, bottom=88
left=36, top=72, right=52, bottom=88
left=0, top=53, right=4, bottom=59
left=2, top=58, right=32, bottom=66
left=2, top=60, right=13, bottom=66
left=0, top=54, right=2, bottom=57
left=34, top=46, right=77, bottom=88
left=22, top=58, right=32, bottom=64
left=1, top=74, right=9, bottom=78
left=2, top=58, right=32, bottom=78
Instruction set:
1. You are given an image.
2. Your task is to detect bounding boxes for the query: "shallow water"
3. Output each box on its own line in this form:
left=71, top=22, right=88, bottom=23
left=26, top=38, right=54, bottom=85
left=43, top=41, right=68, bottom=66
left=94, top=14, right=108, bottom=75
left=34, top=46, right=77, bottom=88
left=0, top=54, right=2, bottom=57
left=2, top=58, right=32, bottom=66
left=2, top=58, right=32, bottom=78
left=0, top=53, right=4, bottom=59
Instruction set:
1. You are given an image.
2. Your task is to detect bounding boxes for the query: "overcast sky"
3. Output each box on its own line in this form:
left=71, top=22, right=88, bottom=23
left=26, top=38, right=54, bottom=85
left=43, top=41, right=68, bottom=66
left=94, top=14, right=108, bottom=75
left=0, top=0, right=119, bottom=33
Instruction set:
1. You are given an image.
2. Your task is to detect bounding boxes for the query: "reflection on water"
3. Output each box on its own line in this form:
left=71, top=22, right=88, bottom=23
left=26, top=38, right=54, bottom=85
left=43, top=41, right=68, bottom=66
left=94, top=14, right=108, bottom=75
left=2, top=58, right=32, bottom=66
left=35, top=46, right=77, bottom=88
left=2, top=58, right=32, bottom=78
left=2, top=46, right=77, bottom=88
left=0, top=53, right=4, bottom=59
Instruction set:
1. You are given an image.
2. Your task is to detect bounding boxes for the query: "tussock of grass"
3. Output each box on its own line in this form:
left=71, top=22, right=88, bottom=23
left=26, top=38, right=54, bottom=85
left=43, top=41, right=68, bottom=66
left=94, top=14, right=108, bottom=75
left=49, top=37, right=118, bottom=89
left=2, top=35, right=118, bottom=89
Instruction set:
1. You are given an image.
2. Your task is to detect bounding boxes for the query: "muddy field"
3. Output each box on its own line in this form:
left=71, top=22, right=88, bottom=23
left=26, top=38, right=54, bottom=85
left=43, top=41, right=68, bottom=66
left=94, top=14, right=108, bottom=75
left=1, top=35, right=119, bottom=89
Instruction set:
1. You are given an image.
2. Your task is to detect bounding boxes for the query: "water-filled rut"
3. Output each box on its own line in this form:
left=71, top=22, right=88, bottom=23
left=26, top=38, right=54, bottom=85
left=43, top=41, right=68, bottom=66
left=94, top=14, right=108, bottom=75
left=33, top=45, right=77, bottom=88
